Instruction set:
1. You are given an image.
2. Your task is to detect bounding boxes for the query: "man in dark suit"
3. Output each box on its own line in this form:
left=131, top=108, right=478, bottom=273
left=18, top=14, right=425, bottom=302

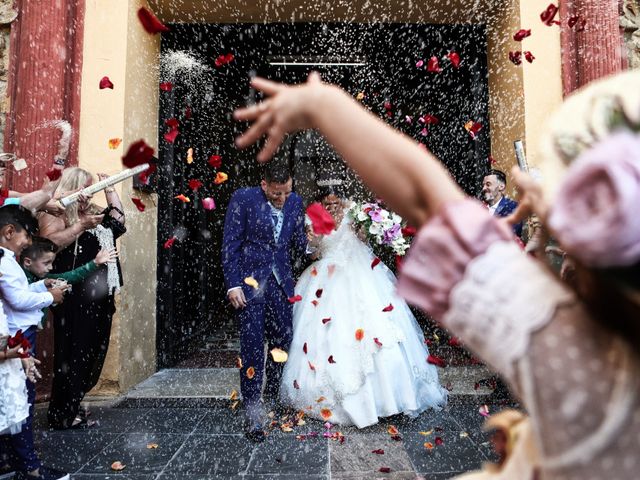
left=482, top=169, right=522, bottom=237
left=222, top=163, right=307, bottom=442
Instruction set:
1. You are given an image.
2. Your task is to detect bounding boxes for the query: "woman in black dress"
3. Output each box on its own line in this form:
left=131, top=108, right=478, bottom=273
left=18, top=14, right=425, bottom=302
left=39, top=167, right=125, bottom=429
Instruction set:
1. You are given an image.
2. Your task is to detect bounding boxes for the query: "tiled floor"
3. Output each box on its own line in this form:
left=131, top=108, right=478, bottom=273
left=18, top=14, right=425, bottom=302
left=30, top=402, right=503, bottom=480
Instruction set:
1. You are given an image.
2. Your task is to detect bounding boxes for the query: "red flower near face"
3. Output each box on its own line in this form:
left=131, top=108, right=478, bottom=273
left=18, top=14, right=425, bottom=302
left=540, top=3, right=560, bottom=26
left=45, top=169, right=62, bottom=181
left=371, top=257, right=381, bottom=269
left=306, top=203, right=336, bottom=235
left=137, top=7, right=170, bottom=34
left=131, top=197, right=146, bottom=212
left=288, top=295, right=303, bottom=304
left=122, top=139, right=155, bottom=169
left=382, top=304, right=394, bottom=312
left=99, top=76, right=114, bottom=89
left=513, top=29, right=531, bottom=41
left=509, top=51, right=522, bottom=65
left=446, top=51, right=461, bottom=68
left=159, top=82, right=173, bottom=92
left=208, top=154, right=222, bottom=168
left=524, top=51, right=535, bottom=63
left=188, top=179, right=203, bottom=191
left=427, top=56, right=442, bottom=73
left=427, top=354, right=446, bottom=368
left=163, top=236, right=177, bottom=249
left=401, top=226, right=417, bottom=237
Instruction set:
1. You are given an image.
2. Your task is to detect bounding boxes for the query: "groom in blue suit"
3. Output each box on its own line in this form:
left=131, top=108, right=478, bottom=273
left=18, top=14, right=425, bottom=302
left=222, top=163, right=307, bottom=441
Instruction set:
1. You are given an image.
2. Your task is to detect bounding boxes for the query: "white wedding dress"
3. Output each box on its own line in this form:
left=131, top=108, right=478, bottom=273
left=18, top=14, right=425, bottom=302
left=280, top=215, right=447, bottom=428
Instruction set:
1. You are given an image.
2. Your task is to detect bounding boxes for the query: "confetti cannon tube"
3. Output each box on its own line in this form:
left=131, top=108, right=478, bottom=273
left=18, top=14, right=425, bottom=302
left=59, top=163, right=150, bottom=207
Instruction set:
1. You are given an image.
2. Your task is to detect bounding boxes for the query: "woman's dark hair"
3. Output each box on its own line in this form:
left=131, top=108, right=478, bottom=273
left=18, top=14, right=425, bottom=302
left=263, top=163, right=291, bottom=184
left=315, top=185, right=344, bottom=202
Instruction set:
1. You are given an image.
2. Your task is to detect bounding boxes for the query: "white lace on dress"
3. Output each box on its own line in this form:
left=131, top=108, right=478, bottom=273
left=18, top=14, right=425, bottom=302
left=0, top=299, right=29, bottom=435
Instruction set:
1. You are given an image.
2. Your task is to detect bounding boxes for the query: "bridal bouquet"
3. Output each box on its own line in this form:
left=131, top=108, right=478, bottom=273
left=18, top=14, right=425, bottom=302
left=348, top=201, right=410, bottom=256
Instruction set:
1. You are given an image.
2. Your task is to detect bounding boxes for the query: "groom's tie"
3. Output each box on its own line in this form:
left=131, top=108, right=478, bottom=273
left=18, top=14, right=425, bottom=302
left=270, top=204, right=284, bottom=284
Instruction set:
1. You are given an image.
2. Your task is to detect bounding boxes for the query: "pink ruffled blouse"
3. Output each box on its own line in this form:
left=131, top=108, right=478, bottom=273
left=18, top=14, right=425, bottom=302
left=397, top=199, right=640, bottom=480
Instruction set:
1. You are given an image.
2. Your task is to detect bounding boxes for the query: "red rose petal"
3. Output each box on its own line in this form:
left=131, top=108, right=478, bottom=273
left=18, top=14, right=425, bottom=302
left=447, top=51, right=461, bottom=68
left=131, top=197, right=145, bottom=212
left=435, top=436, right=444, bottom=446
left=99, top=76, right=114, bottom=89
left=509, top=51, right=522, bottom=65
left=382, top=304, right=394, bottom=312
left=328, top=355, right=336, bottom=364
left=224, top=53, right=235, bottom=63
left=293, top=379, right=300, bottom=389
left=427, top=354, right=447, bottom=368
left=540, top=3, right=560, bottom=26
left=308, top=361, right=316, bottom=371
left=208, top=154, right=222, bottom=168
left=448, top=337, right=461, bottom=346
left=306, top=203, right=335, bottom=235
left=401, top=226, right=417, bottom=236
left=188, top=179, right=203, bottom=191
left=163, top=236, right=177, bottom=249
left=513, top=29, right=531, bottom=41
left=311, top=300, right=319, bottom=307
left=137, top=7, right=170, bottom=34
left=524, top=51, right=535, bottom=63
left=379, top=467, right=391, bottom=473
left=159, top=82, right=173, bottom=92
left=165, top=118, right=179, bottom=129
left=315, top=288, right=323, bottom=298
left=427, top=56, right=442, bottom=73
left=372, top=449, right=385, bottom=454
left=303, top=342, right=308, bottom=354
left=163, top=128, right=179, bottom=143
left=322, top=317, right=331, bottom=325
left=288, top=294, right=303, bottom=304
left=122, top=139, right=155, bottom=168
left=374, top=337, right=383, bottom=347
left=371, top=257, right=381, bottom=269
left=420, top=114, right=440, bottom=125
left=138, top=163, right=156, bottom=183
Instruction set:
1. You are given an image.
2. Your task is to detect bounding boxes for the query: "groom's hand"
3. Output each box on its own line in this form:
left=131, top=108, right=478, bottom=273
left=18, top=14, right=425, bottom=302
left=228, top=288, right=247, bottom=309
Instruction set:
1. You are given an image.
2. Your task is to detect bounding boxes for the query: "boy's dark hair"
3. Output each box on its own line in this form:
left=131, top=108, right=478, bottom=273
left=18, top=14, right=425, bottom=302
left=489, top=169, right=507, bottom=186
left=0, top=205, right=39, bottom=238
left=21, top=236, right=58, bottom=262
left=263, top=163, right=291, bottom=184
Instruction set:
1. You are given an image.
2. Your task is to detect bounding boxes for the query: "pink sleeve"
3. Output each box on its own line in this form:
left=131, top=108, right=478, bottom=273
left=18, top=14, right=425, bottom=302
left=397, top=199, right=514, bottom=319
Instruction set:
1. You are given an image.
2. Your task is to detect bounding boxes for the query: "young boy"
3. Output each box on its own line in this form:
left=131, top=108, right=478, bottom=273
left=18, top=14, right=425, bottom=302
left=20, top=237, right=117, bottom=329
left=0, top=205, right=68, bottom=480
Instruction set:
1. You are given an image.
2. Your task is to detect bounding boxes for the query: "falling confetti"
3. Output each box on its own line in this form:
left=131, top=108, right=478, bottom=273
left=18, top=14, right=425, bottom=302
left=246, top=366, right=255, bottom=379
left=214, top=172, right=228, bottom=184
left=355, top=328, right=364, bottom=341
left=108, top=138, right=122, bottom=149
left=513, top=29, right=531, bottom=41
left=137, top=6, right=169, bottom=34
left=270, top=348, right=288, bottom=363
left=540, top=3, right=560, bottom=26
left=159, top=82, right=173, bottom=91
left=99, top=76, right=114, bottom=89
left=244, top=276, right=259, bottom=289
left=131, top=198, right=145, bottom=212
left=174, top=194, right=190, bottom=203
left=202, top=197, right=216, bottom=210
left=186, top=148, right=194, bottom=164
left=208, top=154, right=222, bottom=168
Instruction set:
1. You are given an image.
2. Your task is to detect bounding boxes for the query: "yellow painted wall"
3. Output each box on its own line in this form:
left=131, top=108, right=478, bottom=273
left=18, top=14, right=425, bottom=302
left=77, top=0, right=159, bottom=395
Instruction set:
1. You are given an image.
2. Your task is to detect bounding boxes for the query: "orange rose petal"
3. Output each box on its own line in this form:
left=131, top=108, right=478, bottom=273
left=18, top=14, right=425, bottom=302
left=424, top=442, right=434, bottom=450
left=246, top=366, right=255, bottom=379
left=355, top=328, right=364, bottom=341
left=111, top=461, right=126, bottom=471
left=146, top=443, right=159, bottom=449
left=320, top=408, right=332, bottom=420
left=387, top=425, right=399, bottom=435
left=108, top=138, right=122, bottom=149
left=316, top=396, right=326, bottom=403
left=214, top=172, right=228, bottom=184
left=235, top=357, right=243, bottom=369
left=230, top=389, right=238, bottom=400
left=175, top=194, right=190, bottom=203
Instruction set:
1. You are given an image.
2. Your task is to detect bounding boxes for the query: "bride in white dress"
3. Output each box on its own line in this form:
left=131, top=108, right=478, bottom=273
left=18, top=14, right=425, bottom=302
left=280, top=186, right=447, bottom=428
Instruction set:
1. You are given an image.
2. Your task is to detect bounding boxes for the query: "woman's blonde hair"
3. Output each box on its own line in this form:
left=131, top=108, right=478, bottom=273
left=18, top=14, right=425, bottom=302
left=54, top=167, right=101, bottom=225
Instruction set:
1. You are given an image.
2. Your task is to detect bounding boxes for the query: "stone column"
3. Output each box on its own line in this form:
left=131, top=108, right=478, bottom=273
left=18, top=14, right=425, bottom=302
left=561, top=0, right=625, bottom=95
left=3, top=0, right=84, bottom=192
left=621, top=0, right=640, bottom=69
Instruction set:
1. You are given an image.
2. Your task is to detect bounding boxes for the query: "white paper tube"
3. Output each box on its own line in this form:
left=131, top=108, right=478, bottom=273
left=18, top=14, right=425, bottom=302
left=514, top=140, right=528, bottom=172
left=59, top=163, right=150, bottom=207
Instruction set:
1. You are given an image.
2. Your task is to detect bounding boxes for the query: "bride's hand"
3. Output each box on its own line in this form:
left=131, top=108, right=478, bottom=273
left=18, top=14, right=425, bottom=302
left=234, top=72, right=326, bottom=162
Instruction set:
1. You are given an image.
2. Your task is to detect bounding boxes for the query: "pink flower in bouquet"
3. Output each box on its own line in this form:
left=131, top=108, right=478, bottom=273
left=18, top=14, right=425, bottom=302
left=368, top=207, right=384, bottom=222
left=383, top=223, right=401, bottom=244
left=548, top=132, right=640, bottom=268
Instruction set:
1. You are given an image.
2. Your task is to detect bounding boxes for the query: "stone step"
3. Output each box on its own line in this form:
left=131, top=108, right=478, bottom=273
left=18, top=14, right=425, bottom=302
left=115, top=365, right=498, bottom=408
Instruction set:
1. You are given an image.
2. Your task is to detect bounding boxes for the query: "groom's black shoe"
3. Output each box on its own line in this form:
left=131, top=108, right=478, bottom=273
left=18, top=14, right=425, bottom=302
left=244, top=402, right=266, bottom=443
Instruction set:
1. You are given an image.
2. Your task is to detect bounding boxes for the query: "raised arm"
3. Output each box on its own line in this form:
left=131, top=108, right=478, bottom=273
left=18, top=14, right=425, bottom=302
left=235, top=74, right=464, bottom=227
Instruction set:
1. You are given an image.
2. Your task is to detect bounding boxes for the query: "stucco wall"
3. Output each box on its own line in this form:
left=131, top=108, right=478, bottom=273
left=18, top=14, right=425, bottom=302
left=78, top=0, right=159, bottom=395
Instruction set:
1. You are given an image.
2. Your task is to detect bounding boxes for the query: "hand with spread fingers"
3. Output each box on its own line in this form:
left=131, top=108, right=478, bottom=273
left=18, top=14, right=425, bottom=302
left=234, top=72, right=327, bottom=163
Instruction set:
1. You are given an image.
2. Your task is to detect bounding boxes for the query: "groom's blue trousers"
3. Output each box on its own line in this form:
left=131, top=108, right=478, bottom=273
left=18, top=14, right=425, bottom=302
left=238, top=274, right=293, bottom=406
